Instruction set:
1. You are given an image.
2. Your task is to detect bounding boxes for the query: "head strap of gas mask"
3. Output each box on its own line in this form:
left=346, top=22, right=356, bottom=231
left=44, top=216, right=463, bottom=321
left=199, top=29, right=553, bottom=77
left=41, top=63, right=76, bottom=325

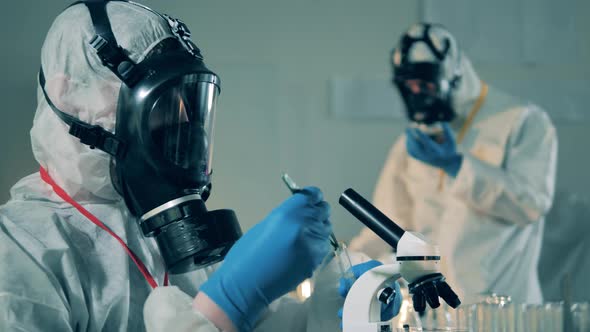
left=392, top=23, right=461, bottom=89
left=38, top=0, right=203, bottom=160
left=401, top=23, right=449, bottom=63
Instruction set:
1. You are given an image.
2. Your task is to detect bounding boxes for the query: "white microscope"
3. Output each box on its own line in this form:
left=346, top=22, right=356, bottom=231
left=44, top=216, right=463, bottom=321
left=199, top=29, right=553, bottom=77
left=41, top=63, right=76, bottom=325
left=339, top=189, right=461, bottom=332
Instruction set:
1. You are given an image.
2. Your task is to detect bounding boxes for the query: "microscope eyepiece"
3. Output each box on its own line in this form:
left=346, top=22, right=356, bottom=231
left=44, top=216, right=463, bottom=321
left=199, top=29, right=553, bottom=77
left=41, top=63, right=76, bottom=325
left=339, top=188, right=405, bottom=250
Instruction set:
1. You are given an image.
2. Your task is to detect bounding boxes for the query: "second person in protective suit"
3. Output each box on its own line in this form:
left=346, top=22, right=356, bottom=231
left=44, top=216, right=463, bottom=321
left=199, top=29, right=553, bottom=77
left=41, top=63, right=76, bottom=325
left=350, top=23, right=558, bottom=305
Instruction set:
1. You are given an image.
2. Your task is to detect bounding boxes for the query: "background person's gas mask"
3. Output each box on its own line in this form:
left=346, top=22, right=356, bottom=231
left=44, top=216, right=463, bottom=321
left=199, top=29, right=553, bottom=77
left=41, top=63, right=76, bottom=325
left=39, top=0, right=242, bottom=274
left=391, top=23, right=462, bottom=130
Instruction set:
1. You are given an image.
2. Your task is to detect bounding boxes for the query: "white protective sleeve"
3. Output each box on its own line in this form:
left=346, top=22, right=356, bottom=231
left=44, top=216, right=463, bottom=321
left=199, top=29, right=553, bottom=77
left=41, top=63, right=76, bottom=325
left=144, top=287, right=220, bottom=332
left=0, top=229, right=73, bottom=332
left=450, top=107, right=558, bottom=225
left=143, top=252, right=370, bottom=332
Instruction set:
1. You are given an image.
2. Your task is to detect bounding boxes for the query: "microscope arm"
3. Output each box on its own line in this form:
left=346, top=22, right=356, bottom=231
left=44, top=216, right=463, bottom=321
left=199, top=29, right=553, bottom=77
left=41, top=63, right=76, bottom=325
left=342, top=264, right=402, bottom=332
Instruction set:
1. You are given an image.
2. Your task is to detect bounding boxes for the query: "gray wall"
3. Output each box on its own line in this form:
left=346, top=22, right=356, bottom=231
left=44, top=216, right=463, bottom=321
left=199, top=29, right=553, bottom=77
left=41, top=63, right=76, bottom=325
left=1, top=1, right=589, bottom=241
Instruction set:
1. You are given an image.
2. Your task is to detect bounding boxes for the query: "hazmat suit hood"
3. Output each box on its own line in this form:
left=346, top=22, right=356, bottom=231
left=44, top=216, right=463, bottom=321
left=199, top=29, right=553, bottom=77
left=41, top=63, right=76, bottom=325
left=31, top=2, right=176, bottom=203
left=452, top=52, right=482, bottom=118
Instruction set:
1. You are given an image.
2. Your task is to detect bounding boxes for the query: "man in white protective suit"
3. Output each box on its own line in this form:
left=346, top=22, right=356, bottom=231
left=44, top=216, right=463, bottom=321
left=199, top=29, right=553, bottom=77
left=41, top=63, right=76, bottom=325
left=349, top=23, right=558, bottom=305
left=0, top=2, right=391, bottom=331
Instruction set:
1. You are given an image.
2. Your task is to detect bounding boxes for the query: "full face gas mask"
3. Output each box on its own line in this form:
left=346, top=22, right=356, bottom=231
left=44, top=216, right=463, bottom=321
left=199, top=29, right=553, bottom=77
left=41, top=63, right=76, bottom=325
left=39, top=0, right=242, bottom=274
left=391, top=23, right=462, bottom=126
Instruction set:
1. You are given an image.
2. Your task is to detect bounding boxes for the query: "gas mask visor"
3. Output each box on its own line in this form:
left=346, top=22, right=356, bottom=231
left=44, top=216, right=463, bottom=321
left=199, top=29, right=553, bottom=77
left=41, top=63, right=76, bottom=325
left=393, top=62, right=456, bottom=125
left=149, top=73, right=218, bottom=182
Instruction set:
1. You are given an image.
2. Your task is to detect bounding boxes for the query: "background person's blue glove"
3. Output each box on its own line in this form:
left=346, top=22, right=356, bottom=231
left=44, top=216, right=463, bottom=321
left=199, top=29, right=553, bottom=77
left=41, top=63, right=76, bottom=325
left=337, top=260, right=402, bottom=325
left=405, top=122, right=463, bottom=177
left=199, top=187, right=332, bottom=332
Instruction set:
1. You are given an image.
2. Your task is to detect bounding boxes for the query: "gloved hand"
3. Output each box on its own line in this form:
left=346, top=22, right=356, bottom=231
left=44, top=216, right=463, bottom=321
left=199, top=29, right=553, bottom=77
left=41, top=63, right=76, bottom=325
left=405, top=122, right=463, bottom=177
left=199, top=187, right=332, bottom=332
left=337, top=260, right=402, bottom=326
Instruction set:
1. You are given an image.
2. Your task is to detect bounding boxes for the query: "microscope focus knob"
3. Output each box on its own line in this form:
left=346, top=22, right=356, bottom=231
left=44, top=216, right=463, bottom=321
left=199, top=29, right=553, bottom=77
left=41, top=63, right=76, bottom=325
left=378, top=286, right=397, bottom=305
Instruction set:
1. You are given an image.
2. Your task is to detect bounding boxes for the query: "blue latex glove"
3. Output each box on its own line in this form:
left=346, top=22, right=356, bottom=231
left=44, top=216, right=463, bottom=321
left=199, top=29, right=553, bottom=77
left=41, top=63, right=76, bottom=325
left=200, top=187, right=332, bottom=332
left=405, top=122, right=463, bottom=177
left=337, top=260, right=402, bottom=326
